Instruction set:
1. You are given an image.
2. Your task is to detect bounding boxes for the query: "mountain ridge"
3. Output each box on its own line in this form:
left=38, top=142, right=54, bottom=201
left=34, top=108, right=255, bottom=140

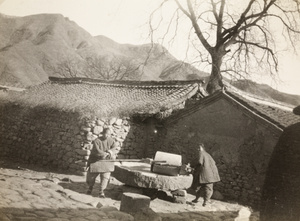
left=0, top=13, right=206, bottom=87
left=0, top=13, right=299, bottom=107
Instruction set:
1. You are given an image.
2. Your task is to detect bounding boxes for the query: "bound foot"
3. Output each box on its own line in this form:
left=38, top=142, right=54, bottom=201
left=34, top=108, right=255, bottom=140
left=191, top=199, right=199, bottom=203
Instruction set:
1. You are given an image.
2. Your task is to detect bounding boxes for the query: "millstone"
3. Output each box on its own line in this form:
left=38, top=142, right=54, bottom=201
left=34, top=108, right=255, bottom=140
left=112, top=162, right=193, bottom=191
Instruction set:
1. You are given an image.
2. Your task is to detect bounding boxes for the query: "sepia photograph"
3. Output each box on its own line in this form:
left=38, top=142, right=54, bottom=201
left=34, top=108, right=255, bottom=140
left=0, top=0, right=300, bottom=220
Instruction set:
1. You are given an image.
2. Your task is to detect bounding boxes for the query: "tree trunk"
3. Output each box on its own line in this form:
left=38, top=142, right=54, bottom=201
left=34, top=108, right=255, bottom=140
left=206, top=51, right=224, bottom=94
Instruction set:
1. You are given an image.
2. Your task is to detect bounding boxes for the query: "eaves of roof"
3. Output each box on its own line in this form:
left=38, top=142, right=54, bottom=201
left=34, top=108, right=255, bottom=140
left=165, top=90, right=300, bottom=131
left=48, top=77, right=205, bottom=87
left=225, top=91, right=300, bottom=129
left=11, top=77, right=205, bottom=117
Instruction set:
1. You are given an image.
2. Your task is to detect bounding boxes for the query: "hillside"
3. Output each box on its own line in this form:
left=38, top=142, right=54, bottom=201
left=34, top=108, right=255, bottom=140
left=230, top=80, right=300, bottom=107
left=0, top=13, right=207, bottom=88
left=0, top=13, right=299, bottom=107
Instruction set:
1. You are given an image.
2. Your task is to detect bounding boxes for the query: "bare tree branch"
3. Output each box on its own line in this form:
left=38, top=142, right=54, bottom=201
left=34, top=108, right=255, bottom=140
left=86, top=56, right=141, bottom=80
left=149, top=0, right=300, bottom=93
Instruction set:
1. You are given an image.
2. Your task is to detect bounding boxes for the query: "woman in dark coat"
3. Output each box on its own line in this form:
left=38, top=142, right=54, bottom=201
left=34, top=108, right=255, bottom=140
left=192, top=143, right=220, bottom=206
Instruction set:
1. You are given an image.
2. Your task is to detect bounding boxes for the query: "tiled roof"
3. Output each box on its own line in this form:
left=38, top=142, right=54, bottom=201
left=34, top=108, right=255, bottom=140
left=11, top=77, right=204, bottom=117
left=167, top=90, right=300, bottom=129
left=226, top=91, right=300, bottom=129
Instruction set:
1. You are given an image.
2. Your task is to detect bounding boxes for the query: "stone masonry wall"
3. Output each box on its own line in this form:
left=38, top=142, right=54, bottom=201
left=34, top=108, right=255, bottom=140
left=0, top=104, right=83, bottom=174
left=0, top=100, right=282, bottom=209
left=0, top=103, right=147, bottom=175
left=139, top=99, right=282, bottom=209
left=77, top=116, right=148, bottom=175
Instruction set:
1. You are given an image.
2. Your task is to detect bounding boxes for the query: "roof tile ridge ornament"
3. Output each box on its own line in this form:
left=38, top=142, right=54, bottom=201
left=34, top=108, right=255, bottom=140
left=152, top=83, right=200, bottom=116
left=222, top=84, right=227, bottom=93
left=48, top=76, right=205, bottom=88
left=198, top=79, right=209, bottom=97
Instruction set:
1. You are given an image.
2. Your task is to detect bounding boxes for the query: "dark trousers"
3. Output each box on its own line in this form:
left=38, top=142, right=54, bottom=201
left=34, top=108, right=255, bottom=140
left=195, top=183, right=214, bottom=202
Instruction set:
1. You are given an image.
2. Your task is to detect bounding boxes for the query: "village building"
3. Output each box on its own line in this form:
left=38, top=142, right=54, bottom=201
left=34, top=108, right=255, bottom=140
left=0, top=76, right=299, bottom=209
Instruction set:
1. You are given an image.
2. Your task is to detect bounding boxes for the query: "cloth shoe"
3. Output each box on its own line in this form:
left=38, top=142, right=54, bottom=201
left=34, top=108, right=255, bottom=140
left=99, top=192, right=105, bottom=198
left=86, top=187, right=93, bottom=195
left=191, top=199, right=199, bottom=203
left=202, top=200, right=211, bottom=207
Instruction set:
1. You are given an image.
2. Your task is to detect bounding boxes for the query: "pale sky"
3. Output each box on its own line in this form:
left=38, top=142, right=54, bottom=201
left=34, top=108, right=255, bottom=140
left=0, top=0, right=300, bottom=96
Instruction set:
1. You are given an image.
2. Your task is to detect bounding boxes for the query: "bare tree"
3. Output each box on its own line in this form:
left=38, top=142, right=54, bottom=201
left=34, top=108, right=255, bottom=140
left=0, top=64, right=19, bottom=86
left=53, top=58, right=85, bottom=78
left=149, top=0, right=300, bottom=94
left=42, top=53, right=142, bottom=80
left=42, top=55, right=86, bottom=78
left=86, top=55, right=141, bottom=80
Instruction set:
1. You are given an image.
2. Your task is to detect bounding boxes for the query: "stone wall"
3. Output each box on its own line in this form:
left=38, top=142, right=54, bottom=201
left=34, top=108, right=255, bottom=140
left=0, top=103, right=148, bottom=175
left=0, top=99, right=283, bottom=209
left=77, top=116, right=148, bottom=169
left=140, top=99, right=282, bottom=208
left=0, top=104, right=82, bottom=173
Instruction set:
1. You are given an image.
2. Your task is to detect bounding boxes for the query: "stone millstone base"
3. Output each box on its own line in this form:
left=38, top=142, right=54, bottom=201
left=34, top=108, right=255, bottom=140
left=112, top=162, right=193, bottom=191
left=120, top=192, right=150, bottom=214
left=173, top=196, right=186, bottom=204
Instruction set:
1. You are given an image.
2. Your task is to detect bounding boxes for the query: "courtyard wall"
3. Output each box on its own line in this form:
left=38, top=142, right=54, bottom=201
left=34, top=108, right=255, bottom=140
left=142, top=98, right=282, bottom=208
left=0, top=103, right=149, bottom=175
left=0, top=100, right=282, bottom=208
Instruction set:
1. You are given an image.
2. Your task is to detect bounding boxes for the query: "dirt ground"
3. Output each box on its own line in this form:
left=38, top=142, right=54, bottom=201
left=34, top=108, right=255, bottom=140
left=0, top=157, right=259, bottom=221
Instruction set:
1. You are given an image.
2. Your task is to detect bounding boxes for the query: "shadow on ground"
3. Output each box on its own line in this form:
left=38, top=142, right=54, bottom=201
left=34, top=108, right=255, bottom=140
left=0, top=157, right=259, bottom=220
left=0, top=207, right=241, bottom=221
left=59, top=180, right=175, bottom=202
left=59, top=181, right=125, bottom=200
left=0, top=157, right=75, bottom=175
